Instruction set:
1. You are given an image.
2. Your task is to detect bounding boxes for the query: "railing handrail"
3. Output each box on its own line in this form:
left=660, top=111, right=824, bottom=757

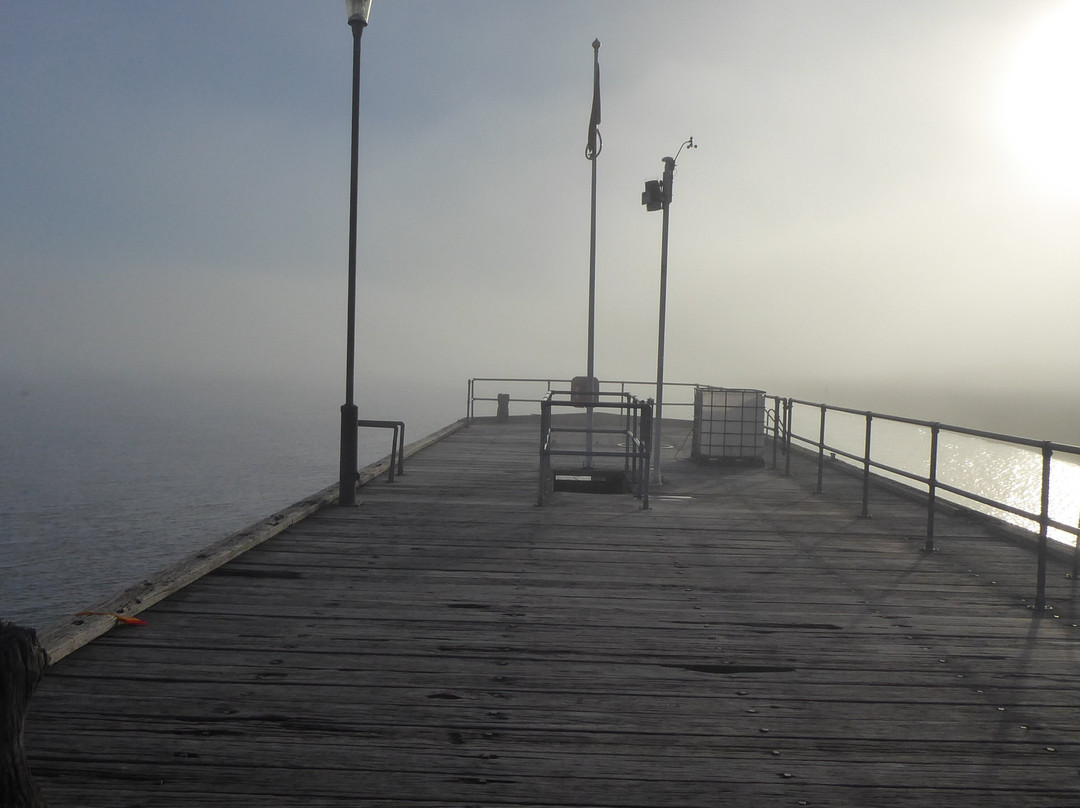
left=474, top=376, right=699, bottom=389
left=787, top=397, right=1080, bottom=455
left=782, top=397, right=1080, bottom=612
left=469, top=378, right=1078, bottom=612
left=356, top=419, right=406, bottom=483
left=468, top=376, right=700, bottom=424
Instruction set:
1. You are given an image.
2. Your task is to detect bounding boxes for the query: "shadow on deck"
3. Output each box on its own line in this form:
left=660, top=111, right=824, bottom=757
left=25, top=415, right=1080, bottom=806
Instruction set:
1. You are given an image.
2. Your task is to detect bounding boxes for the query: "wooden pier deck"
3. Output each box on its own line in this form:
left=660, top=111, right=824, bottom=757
left=24, top=415, right=1080, bottom=806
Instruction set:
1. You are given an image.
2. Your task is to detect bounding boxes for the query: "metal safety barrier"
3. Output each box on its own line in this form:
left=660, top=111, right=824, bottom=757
left=467, top=376, right=697, bottom=424
left=357, top=419, right=406, bottom=483
left=781, top=398, right=1080, bottom=611
left=537, top=391, right=653, bottom=510
left=469, top=377, right=1076, bottom=611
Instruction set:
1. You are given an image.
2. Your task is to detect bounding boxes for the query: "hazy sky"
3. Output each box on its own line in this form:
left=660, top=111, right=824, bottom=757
left=3, top=1, right=1080, bottom=436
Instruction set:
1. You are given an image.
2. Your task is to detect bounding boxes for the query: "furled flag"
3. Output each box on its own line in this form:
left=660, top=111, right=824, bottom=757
left=586, top=39, right=602, bottom=160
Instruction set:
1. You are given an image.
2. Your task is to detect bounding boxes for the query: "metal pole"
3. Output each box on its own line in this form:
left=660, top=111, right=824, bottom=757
left=861, top=412, right=873, bottom=518
left=641, top=400, right=653, bottom=510
left=652, top=156, right=675, bottom=484
left=397, top=421, right=406, bottom=476
left=925, top=423, right=940, bottom=552
left=770, top=396, right=780, bottom=470
left=784, top=398, right=792, bottom=477
left=585, top=39, right=601, bottom=468
left=632, top=396, right=642, bottom=483
left=816, top=403, right=826, bottom=494
left=587, top=153, right=597, bottom=379
left=538, top=399, right=552, bottom=507
left=1073, top=509, right=1080, bottom=581
left=338, top=16, right=366, bottom=507
left=1035, top=442, right=1052, bottom=611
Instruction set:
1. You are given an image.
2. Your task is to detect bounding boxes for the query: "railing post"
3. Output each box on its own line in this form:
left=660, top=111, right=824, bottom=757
left=770, top=396, right=780, bottom=470
left=861, top=412, right=873, bottom=518
left=467, top=378, right=473, bottom=425
left=1073, top=512, right=1080, bottom=582
left=784, top=398, right=792, bottom=477
left=925, top=423, right=940, bottom=552
left=1035, top=442, right=1052, bottom=612
left=397, top=422, right=406, bottom=476
left=630, top=395, right=639, bottom=483
left=640, top=399, right=653, bottom=510
left=386, top=424, right=397, bottom=483
left=816, top=403, right=826, bottom=494
left=537, top=399, right=551, bottom=507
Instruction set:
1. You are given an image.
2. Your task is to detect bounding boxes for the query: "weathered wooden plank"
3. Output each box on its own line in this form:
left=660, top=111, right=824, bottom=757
left=35, top=419, right=468, bottom=663
left=23, top=416, right=1080, bottom=807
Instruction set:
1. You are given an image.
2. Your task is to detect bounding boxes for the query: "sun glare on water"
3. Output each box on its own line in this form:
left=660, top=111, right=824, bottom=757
left=997, top=0, right=1080, bottom=201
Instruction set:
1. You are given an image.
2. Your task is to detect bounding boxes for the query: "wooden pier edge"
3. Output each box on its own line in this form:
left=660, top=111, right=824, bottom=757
left=36, top=417, right=468, bottom=664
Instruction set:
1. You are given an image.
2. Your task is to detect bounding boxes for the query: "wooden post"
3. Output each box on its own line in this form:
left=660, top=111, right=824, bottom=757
left=1, top=622, right=49, bottom=808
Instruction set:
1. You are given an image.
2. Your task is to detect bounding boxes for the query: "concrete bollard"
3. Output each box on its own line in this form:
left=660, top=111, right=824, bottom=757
left=496, top=394, right=510, bottom=422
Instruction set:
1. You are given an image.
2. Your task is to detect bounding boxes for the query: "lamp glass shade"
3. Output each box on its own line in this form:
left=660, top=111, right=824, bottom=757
left=346, top=0, right=372, bottom=22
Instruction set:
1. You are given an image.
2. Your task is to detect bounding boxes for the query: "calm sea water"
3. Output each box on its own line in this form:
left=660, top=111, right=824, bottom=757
left=3, top=377, right=1075, bottom=632
left=0, top=376, right=461, bottom=630
left=787, top=405, right=1080, bottom=547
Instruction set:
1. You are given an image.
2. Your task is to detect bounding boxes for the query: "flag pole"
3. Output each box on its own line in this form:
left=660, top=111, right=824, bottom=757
left=585, top=38, right=601, bottom=467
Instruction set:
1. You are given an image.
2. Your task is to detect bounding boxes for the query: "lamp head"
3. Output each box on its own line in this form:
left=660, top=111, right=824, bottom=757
left=642, top=179, right=663, bottom=211
left=346, top=0, right=372, bottom=24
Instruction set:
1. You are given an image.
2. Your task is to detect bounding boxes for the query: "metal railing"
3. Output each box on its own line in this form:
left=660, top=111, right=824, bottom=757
left=357, top=419, right=406, bottom=483
left=469, top=378, right=1078, bottom=609
left=468, top=377, right=698, bottom=424
left=537, top=390, right=653, bottom=510
left=766, top=395, right=785, bottom=471
left=780, top=398, right=1080, bottom=611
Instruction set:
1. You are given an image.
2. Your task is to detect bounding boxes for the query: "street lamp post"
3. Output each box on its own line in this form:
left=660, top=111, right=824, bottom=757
left=642, top=137, right=696, bottom=485
left=339, top=0, right=372, bottom=506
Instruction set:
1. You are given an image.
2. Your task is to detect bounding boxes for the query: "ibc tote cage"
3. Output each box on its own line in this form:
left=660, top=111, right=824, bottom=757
left=691, top=387, right=767, bottom=464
